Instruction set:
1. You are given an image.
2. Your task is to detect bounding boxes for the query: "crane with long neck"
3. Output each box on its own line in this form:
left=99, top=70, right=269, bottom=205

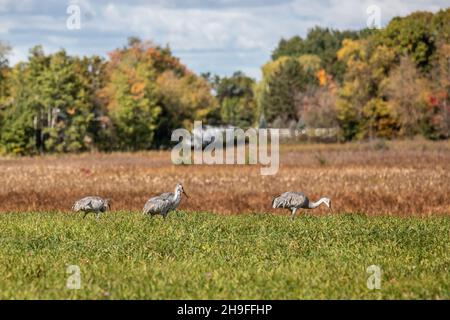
left=143, top=183, right=189, bottom=219
left=272, top=192, right=332, bottom=219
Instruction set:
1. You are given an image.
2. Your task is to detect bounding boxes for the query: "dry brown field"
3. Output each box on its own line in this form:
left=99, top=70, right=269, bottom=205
left=1, top=139, right=449, bottom=216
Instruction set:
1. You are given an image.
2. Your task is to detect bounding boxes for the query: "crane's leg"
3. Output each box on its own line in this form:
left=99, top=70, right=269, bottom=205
left=96, top=212, right=101, bottom=219
left=83, top=211, right=89, bottom=219
left=291, top=208, right=297, bottom=220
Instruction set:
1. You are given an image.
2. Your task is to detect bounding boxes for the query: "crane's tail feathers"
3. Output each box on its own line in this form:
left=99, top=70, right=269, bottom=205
left=272, top=196, right=280, bottom=209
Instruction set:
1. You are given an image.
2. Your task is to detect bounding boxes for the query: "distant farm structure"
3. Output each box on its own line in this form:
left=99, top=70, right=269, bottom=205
left=180, top=124, right=339, bottom=148
left=278, top=126, right=339, bottom=143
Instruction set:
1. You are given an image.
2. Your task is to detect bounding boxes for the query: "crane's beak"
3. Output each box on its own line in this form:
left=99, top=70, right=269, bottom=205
left=183, top=190, right=189, bottom=199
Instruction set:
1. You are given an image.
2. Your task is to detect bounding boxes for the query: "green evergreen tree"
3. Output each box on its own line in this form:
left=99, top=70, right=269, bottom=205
left=1, top=46, right=105, bottom=154
left=271, top=27, right=374, bottom=82
left=215, top=72, right=256, bottom=127
left=261, top=58, right=318, bottom=125
left=0, top=62, right=36, bottom=155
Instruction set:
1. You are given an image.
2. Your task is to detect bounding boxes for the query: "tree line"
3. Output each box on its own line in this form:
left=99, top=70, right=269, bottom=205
left=257, top=9, right=449, bottom=141
left=0, top=8, right=449, bottom=155
left=0, top=38, right=217, bottom=155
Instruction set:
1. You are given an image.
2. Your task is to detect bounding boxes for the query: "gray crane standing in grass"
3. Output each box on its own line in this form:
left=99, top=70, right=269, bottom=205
left=72, top=196, right=111, bottom=219
left=143, top=183, right=188, bottom=219
left=272, top=192, right=332, bottom=219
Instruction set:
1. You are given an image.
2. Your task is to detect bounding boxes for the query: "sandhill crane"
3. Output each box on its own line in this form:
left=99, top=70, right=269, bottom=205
left=72, top=196, right=111, bottom=219
left=272, top=192, right=331, bottom=219
left=143, top=183, right=188, bottom=219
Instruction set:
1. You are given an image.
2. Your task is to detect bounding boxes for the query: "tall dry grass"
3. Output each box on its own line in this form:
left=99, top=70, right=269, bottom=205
left=0, top=139, right=449, bottom=216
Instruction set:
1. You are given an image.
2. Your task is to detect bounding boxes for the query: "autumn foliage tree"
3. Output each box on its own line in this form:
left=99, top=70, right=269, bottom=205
left=381, top=56, right=430, bottom=137
left=156, top=69, right=216, bottom=145
left=272, top=27, right=373, bottom=82
left=101, top=38, right=217, bottom=149
left=336, top=39, right=398, bottom=140
left=425, top=43, right=450, bottom=139
left=100, top=40, right=162, bottom=150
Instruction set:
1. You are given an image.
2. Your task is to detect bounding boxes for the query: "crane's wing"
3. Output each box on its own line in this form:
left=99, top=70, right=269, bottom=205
left=158, top=192, right=174, bottom=201
left=73, top=197, right=90, bottom=212
left=143, top=196, right=171, bottom=214
left=88, top=197, right=106, bottom=211
left=72, top=196, right=104, bottom=212
left=272, top=192, right=307, bottom=208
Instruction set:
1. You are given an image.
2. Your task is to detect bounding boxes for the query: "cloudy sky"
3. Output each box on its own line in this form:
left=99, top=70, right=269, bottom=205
left=0, top=0, right=448, bottom=79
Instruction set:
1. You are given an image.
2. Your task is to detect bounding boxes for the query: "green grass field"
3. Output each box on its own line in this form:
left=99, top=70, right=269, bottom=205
left=0, top=211, right=448, bottom=299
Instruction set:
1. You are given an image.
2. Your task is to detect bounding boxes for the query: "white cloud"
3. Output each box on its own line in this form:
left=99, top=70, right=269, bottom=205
left=0, top=0, right=34, bottom=13
left=292, top=0, right=449, bottom=29
left=9, top=46, right=28, bottom=65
